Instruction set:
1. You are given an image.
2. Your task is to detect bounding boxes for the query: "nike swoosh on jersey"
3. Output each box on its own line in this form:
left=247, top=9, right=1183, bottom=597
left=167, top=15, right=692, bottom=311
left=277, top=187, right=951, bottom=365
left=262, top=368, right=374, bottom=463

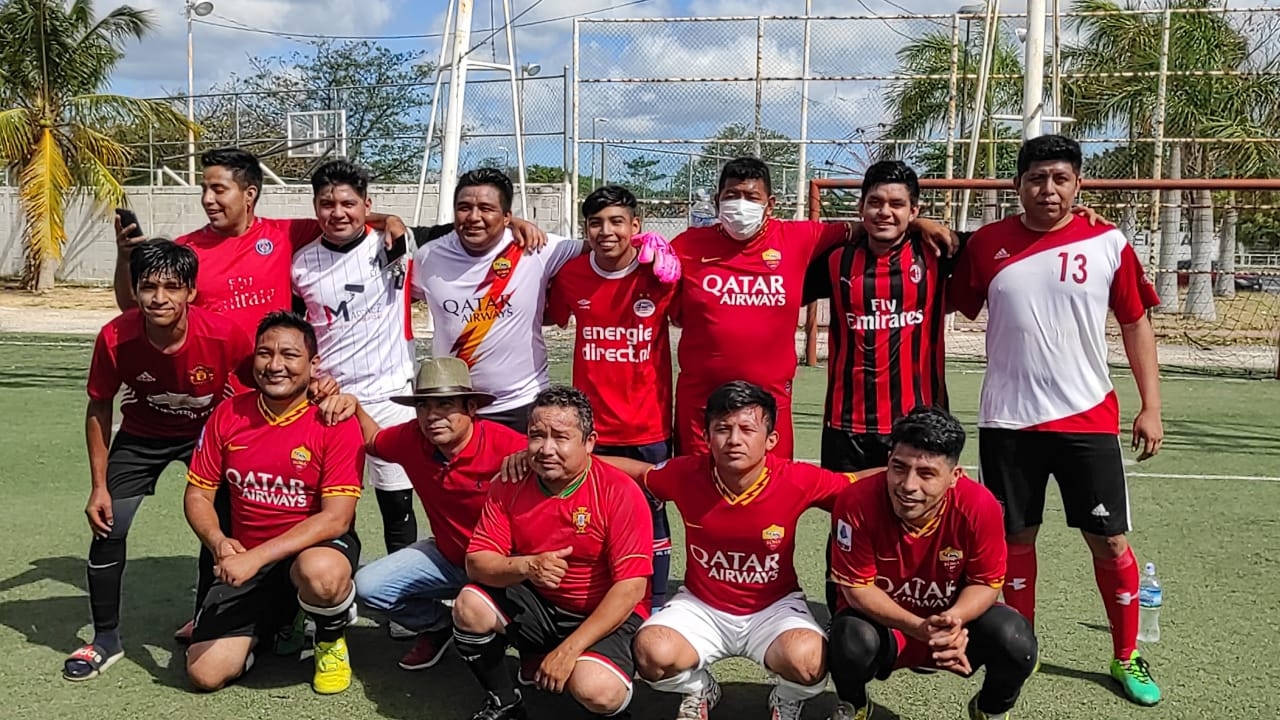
left=228, top=445, right=249, bottom=451
left=700, top=256, right=723, bottom=263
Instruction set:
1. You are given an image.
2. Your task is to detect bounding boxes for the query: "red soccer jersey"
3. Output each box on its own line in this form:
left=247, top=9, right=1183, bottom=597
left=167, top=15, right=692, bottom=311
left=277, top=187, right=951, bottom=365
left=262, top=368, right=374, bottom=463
left=176, top=217, right=320, bottom=335
left=830, top=471, right=1007, bottom=616
left=823, top=237, right=950, bottom=435
left=643, top=453, right=857, bottom=615
left=371, top=419, right=527, bottom=567
left=949, top=215, right=1160, bottom=433
left=87, top=305, right=252, bottom=439
left=547, top=254, right=675, bottom=446
left=468, top=458, right=654, bottom=617
left=186, top=394, right=364, bottom=550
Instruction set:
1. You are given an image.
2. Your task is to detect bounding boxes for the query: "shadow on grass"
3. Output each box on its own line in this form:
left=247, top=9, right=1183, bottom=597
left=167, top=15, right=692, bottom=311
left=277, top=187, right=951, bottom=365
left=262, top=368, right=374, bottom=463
left=1162, top=418, right=1280, bottom=456
left=0, top=554, right=196, bottom=689
left=1037, top=662, right=1128, bottom=702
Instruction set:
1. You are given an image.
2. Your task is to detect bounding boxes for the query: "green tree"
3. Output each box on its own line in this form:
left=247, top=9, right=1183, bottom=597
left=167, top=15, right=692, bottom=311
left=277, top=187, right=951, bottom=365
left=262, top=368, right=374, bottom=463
left=623, top=156, right=666, bottom=198
left=668, top=123, right=801, bottom=200
left=0, top=0, right=191, bottom=290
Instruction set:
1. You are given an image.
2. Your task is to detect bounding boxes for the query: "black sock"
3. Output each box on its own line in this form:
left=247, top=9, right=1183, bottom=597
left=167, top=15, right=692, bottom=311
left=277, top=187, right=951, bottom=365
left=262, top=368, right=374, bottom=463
left=302, top=586, right=355, bottom=643
left=454, top=629, right=519, bottom=706
left=87, top=537, right=127, bottom=652
left=375, top=488, right=417, bottom=554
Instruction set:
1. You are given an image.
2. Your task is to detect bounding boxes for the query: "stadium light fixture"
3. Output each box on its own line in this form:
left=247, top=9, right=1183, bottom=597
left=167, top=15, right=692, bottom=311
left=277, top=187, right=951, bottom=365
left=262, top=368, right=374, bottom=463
left=192, top=1, right=214, bottom=16
left=521, top=63, right=542, bottom=77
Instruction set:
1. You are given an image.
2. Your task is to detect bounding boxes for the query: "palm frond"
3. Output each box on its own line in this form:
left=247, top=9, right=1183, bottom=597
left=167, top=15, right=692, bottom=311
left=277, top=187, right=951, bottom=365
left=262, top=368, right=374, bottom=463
left=68, top=93, right=196, bottom=134
left=20, top=127, right=72, bottom=267
left=0, top=108, right=36, bottom=165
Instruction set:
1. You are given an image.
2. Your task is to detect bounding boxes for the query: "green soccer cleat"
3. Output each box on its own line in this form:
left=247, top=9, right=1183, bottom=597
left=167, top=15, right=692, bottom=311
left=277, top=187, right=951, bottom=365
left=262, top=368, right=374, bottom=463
left=967, top=694, right=1010, bottom=720
left=1110, top=650, right=1161, bottom=706
left=273, top=609, right=309, bottom=657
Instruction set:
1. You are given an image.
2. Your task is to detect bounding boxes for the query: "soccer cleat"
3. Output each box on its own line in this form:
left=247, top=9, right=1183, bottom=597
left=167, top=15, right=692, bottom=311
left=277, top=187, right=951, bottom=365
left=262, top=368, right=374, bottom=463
left=676, top=675, right=722, bottom=720
left=517, top=653, right=544, bottom=686
left=62, top=643, right=124, bottom=682
left=173, top=619, right=194, bottom=644
left=274, top=609, right=309, bottom=657
left=768, top=687, right=805, bottom=720
left=1110, top=650, right=1161, bottom=706
left=469, top=692, right=527, bottom=720
left=398, top=627, right=454, bottom=670
left=967, top=694, right=1010, bottom=720
left=312, top=635, right=352, bottom=695
left=831, top=700, right=873, bottom=720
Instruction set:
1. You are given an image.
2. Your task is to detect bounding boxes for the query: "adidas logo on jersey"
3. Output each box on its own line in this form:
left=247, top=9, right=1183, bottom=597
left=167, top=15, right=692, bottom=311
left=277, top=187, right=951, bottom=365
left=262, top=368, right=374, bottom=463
left=135, top=372, right=156, bottom=382
left=994, top=248, right=1010, bottom=260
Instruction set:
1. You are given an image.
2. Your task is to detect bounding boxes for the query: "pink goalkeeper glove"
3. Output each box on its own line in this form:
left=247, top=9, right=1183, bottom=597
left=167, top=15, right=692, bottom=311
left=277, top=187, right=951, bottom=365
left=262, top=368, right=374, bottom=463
left=632, top=231, right=681, bottom=283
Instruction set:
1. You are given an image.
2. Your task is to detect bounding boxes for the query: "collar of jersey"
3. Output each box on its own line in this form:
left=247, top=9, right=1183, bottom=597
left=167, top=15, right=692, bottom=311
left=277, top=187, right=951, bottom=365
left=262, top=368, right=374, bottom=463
left=431, top=421, right=482, bottom=466
left=713, top=461, right=771, bottom=506
left=589, top=252, right=639, bottom=279
left=537, top=458, right=591, bottom=498
left=900, top=492, right=950, bottom=538
left=257, top=395, right=311, bottom=427
left=320, top=225, right=371, bottom=254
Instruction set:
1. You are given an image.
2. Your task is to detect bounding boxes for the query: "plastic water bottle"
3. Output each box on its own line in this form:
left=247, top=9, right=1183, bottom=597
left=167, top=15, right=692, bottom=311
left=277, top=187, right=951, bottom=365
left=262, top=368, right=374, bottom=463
left=689, top=190, right=717, bottom=228
left=1137, top=562, right=1162, bottom=643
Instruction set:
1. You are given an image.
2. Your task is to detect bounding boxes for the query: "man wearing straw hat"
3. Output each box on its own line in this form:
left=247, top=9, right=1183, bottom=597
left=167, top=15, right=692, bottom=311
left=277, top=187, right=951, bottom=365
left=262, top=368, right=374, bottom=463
left=318, top=357, right=526, bottom=672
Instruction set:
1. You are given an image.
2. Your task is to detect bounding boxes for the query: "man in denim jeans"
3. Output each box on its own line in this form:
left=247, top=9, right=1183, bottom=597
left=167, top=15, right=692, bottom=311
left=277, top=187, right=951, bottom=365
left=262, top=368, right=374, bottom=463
left=321, top=357, right=527, bottom=670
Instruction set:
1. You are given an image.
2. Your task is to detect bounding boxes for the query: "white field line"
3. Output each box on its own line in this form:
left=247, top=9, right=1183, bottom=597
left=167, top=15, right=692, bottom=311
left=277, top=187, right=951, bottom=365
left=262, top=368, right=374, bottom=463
left=798, top=458, right=1280, bottom=483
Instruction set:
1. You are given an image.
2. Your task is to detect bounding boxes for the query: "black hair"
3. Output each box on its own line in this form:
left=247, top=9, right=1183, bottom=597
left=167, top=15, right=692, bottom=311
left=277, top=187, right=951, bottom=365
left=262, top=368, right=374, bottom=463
left=129, top=238, right=197, bottom=290
left=456, top=168, right=514, bottom=212
left=255, top=311, right=319, bottom=358
left=718, top=157, right=773, bottom=196
left=311, top=159, right=371, bottom=198
left=704, top=380, right=777, bottom=434
left=862, top=160, right=921, bottom=205
left=1016, top=134, right=1083, bottom=178
left=582, top=184, right=638, bottom=219
left=889, top=406, right=966, bottom=465
left=200, top=147, right=264, bottom=197
left=531, top=385, right=595, bottom=437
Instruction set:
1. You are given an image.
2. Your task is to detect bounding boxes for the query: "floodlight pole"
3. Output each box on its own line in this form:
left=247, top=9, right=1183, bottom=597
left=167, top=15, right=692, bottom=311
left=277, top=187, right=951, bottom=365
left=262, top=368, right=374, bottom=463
left=1022, top=0, right=1046, bottom=140
left=437, top=0, right=474, bottom=225
left=794, top=0, right=812, bottom=219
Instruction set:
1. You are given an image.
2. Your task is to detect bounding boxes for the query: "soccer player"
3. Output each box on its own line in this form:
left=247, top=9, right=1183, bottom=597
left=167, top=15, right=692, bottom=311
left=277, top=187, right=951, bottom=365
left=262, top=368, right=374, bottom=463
left=828, top=406, right=1037, bottom=720
left=670, top=157, right=953, bottom=458
left=593, top=381, right=866, bottom=720
left=317, top=357, right=526, bottom=671
left=546, top=184, right=675, bottom=608
left=64, top=240, right=251, bottom=681
left=183, top=312, right=364, bottom=695
left=949, top=134, right=1164, bottom=706
left=452, top=386, right=653, bottom=720
left=292, top=159, right=418, bottom=555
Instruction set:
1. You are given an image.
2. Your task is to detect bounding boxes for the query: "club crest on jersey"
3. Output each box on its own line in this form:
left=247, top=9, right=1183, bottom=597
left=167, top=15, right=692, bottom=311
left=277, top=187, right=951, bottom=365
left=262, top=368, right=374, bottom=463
left=938, top=547, right=964, bottom=575
left=633, top=297, right=656, bottom=318
left=572, top=507, right=591, bottom=534
left=762, top=524, right=785, bottom=551
left=909, top=263, right=923, bottom=284
left=761, top=248, right=782, bottom=270
left=188, top=365, right=214, bottom=384
left=255, top=238, right=274, bottom=256
left=290, top=445, right=313, bottom=470
left=491, top=256, right=513, bottom=279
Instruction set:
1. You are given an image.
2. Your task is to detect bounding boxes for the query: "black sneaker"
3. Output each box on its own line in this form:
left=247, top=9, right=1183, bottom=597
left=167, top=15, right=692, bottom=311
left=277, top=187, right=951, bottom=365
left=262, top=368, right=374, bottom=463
left=470, top=693, right=527, bottom=720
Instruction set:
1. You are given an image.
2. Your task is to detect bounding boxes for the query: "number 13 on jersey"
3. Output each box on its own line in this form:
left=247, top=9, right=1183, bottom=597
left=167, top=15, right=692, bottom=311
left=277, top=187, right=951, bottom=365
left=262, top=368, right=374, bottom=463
left=1058, top=252, right=1088, bottom=284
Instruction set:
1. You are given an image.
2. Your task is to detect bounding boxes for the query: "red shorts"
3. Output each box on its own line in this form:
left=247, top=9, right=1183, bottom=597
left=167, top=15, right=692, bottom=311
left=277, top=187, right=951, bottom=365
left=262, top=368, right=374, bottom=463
left=674, top=378, right=794, bottom=459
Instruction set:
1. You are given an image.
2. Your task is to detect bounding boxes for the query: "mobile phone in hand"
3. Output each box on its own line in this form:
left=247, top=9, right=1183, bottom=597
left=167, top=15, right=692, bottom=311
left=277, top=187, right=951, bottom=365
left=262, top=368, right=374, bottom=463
left=115, top=208, right=144, bottom=239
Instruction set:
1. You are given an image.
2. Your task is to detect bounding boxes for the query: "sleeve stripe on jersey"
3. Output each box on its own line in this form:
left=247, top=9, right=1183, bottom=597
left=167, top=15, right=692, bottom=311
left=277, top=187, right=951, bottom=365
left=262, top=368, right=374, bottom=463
left=972, top=578, right=1005, bottom=590
left=830, top=569, right=876, bottom=589
left=321, top=486, right=363, bottom=499
left=614, top=553, right=650, bottom=565
left=186, top=471, right=219, bottom=490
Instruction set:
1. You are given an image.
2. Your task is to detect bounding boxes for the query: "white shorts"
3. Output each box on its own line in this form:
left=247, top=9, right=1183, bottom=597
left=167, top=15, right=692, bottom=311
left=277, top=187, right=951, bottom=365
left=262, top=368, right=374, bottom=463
left=363, top=397, right=415, bottom=492
left=640, top=588, right=824, bottom=668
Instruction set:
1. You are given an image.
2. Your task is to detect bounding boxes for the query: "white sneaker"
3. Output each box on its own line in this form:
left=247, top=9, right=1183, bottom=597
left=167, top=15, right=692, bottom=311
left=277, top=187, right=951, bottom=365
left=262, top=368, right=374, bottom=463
left=676, top=674, right=722, bottom=720
left=768, top=687, right=804, bottom=720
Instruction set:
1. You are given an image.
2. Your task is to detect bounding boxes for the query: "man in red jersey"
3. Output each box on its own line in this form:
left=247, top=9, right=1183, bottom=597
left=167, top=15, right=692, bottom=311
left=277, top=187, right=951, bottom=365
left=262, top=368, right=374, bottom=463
left=452, top=386, right=653, bottom=720
left=828, top=407, right=1036, bottom=720
left=547, top=184, right=675, bottom=609
left=594, top=381, right=867, bottom=720
left=670, top=158, right=953, bottom=458
left=63, top=240, right=252, bottom=682
left=184, top=312, right=365, bottom=695
left=317, top=357, right=526, bottom=672
left=949, top=135, right=1163, bottom=706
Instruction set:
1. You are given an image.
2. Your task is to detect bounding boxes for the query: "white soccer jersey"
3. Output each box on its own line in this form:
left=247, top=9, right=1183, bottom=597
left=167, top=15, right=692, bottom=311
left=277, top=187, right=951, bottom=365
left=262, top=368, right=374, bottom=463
left=950, top=215, right=1159, bottom=433
left=411, top=229, right=582, bottom=413
left=292, top=228, right=416, bottom=403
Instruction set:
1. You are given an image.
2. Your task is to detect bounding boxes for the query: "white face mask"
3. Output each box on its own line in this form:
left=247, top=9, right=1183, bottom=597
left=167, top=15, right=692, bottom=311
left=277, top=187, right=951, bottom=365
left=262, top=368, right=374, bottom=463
left=717, top=198, right=767, bottom=240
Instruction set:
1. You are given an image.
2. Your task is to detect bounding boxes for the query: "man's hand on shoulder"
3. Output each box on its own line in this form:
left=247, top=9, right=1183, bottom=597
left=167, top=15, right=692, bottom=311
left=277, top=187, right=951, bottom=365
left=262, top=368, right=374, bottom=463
left=318, top=393, right=359, bottom=426
left=510, top=218, right=549, bottom=251
left=496, top=450, right=532, bottom=483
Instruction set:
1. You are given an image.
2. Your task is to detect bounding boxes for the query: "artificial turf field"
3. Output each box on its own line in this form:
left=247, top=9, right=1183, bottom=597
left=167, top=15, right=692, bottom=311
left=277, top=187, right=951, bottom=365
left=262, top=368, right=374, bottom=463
left=1, top=333, right=1278, bottom=720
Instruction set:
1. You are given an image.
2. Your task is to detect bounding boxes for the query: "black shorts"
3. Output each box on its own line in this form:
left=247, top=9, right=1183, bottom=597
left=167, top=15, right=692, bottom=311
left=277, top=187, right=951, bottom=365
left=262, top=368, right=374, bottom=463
left=978, top=429, right=1130, bottom=537
left=464, top=582, right=642, bottom=681
left=820, top=428, right=891, bottom=472
left=106, top=431, right=198, bottom=499
left=190, top=532, right=361, bottom=644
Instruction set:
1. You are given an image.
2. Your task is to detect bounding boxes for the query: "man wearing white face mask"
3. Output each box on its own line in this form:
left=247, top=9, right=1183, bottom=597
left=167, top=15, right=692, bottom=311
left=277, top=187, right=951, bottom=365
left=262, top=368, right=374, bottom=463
left=669, top=158, right=953, bottom=459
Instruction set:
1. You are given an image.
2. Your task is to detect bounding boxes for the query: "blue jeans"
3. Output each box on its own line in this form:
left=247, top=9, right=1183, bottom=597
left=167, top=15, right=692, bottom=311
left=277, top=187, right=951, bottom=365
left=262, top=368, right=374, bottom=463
left=354, top=538, right=469, bottom=633
left=595, top=439, right=672, bottom=609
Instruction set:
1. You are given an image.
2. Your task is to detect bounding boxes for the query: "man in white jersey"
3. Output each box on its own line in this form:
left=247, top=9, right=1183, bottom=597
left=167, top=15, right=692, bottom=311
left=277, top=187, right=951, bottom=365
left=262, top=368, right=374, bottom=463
left=949, top=134, right=1164, bottom=707
left=411, top=168, right=680, bottom=433
left=292, top=160, right=418, bottom=555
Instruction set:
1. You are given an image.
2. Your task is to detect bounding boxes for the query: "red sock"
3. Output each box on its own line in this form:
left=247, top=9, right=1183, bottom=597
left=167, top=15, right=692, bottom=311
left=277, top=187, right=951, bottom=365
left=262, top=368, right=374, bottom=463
left=1093, top=546, right=1139, bottom=660
left=1003, top=543, right=1038, bottom=626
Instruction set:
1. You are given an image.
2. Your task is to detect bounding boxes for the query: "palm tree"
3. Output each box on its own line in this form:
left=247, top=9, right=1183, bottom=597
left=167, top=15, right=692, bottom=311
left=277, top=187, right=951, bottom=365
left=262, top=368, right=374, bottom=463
left=0, top=0, right=192, bottom=291
left=1063, top=0, right=1280, bottom=319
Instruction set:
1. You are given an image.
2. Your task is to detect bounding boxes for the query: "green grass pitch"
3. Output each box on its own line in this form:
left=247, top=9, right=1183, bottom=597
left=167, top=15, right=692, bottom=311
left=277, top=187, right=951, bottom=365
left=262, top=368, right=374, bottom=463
left=1, top=334, right=1278, bottom=719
